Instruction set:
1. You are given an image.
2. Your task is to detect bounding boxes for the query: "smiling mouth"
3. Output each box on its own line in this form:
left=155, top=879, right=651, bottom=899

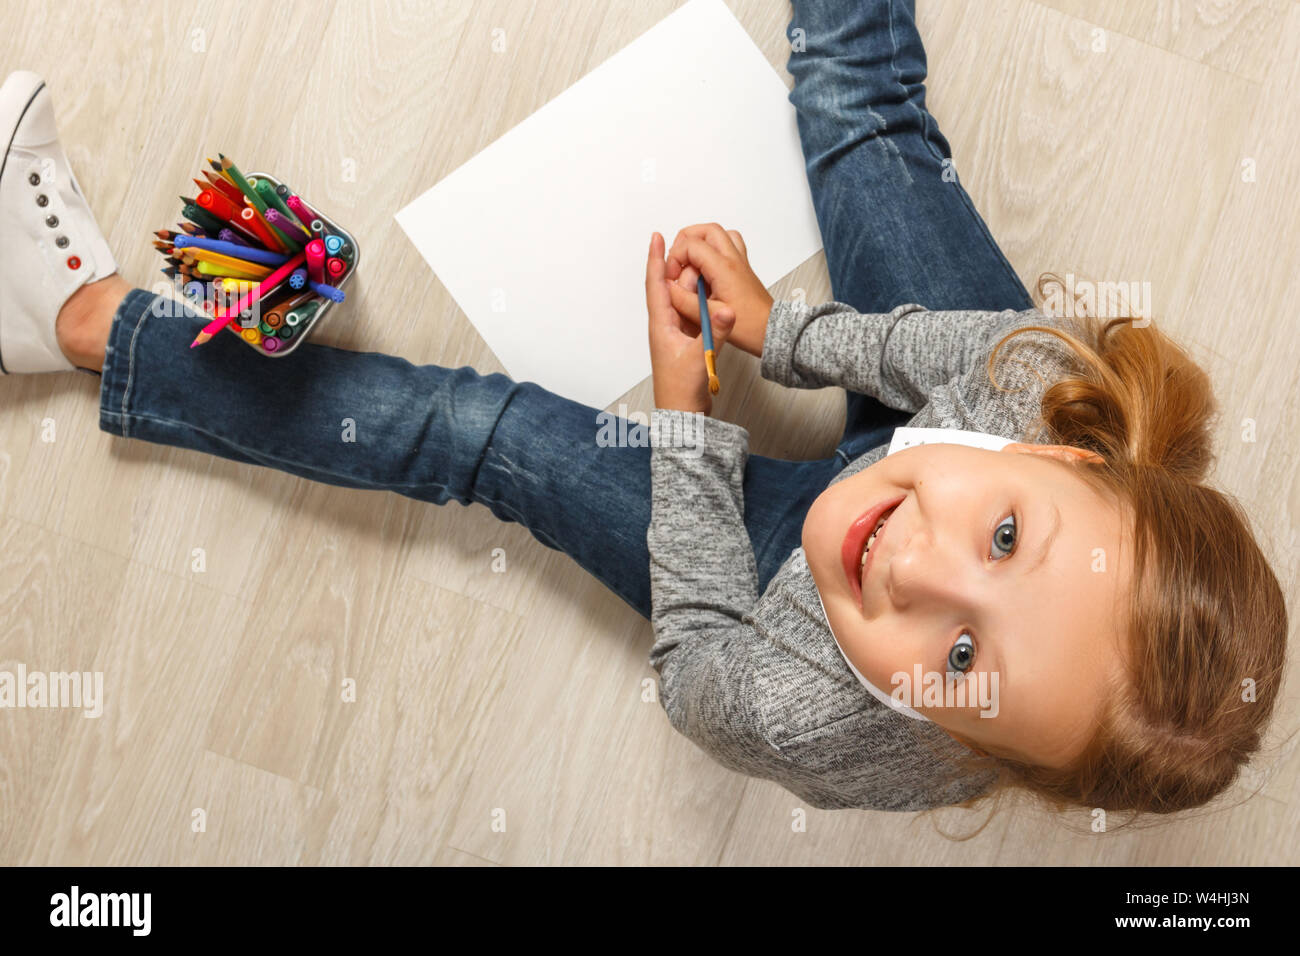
left=859, top=507, right=896, bottom=575
left=841, top=496, right=904, bottom=606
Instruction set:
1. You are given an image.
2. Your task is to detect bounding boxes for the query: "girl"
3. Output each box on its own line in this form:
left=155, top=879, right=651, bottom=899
left=0, top=0, right=1287, bottom=822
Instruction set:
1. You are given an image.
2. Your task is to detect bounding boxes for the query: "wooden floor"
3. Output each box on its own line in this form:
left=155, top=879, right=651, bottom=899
left=1, top=0, right=1297, bottom=865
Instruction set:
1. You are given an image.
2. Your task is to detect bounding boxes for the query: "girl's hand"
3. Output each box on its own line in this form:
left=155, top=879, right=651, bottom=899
left=646, top=231, right=735, bottom=415
left=665, top=223, right=773, bottom=358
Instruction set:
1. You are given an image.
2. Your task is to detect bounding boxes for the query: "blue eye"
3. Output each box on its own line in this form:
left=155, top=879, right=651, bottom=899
left=990, top=514, right=1016, bottom=559
left=948, top=633, right=976, bottom=675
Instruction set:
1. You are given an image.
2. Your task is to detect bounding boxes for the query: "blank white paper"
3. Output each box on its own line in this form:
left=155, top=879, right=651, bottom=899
left=395, top=0, right=823, bottom=409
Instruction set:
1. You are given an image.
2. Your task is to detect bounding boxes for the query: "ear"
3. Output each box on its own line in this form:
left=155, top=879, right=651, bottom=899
left=1002, top=442, right=1104, bottom=466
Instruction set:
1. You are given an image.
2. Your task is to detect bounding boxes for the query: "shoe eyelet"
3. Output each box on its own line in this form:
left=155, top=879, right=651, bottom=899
left=67, top=256, right=82, bottom=270
left=36, top=193, right=49, bottom=207
left=55, top=235, right=69, bottom=248
left=28, top=172, right=40, bottom=186
left=45, top=215, right=59, bottom=228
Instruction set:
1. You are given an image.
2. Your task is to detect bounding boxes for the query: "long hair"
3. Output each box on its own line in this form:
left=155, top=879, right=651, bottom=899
left=921, top=273, right=1290, bottom=836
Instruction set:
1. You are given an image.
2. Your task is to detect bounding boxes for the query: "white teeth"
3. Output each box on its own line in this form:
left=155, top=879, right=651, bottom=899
left=861, top=508, right=894, bottom=571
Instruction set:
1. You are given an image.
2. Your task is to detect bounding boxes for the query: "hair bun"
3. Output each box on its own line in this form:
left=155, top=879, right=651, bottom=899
left=1024, top=273, right=1217, bottom=484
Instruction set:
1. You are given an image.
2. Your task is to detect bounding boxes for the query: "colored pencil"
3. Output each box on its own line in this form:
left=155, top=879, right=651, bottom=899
left=162, top=156, right=353, bottom=353
left=191, top=250, right=307, bottom=347
left=190, top=259, right=266, bottom=281
left=219, top=154, right=298, bottom=251
left=173, top=234, right=289, bottom=266
left=203, top=170, right=246, bottom=205
left=180, top=249, right=274, bottom=276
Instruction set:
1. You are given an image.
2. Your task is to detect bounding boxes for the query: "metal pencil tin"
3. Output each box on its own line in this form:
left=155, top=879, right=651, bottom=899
left=237, top=171, right=359, bottom=357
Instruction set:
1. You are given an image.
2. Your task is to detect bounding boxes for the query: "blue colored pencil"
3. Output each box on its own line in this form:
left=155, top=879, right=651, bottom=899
left=173, top=234, right=290, bottom=267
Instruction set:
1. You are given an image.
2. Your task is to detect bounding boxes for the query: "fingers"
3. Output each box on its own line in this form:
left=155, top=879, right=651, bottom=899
left=675, top=263, right=700, bottom=292
left=669, top=222, right=746, bottom=264
left=666, top=253, right=703, bottom=300
left=665, top=252, right=683, bottom=281
left=646, top=231, right=665, bottom=281
left=645, top=232, right=673, bottom=325
left=726, top=229, right=747, bottom=259
left=667, top=235, right=730, bottom=288
left=711, top=307, right=737, bottom=347
left=666, top=280, right=734, bottom=325
left=668, top=223, right=735, bottom=267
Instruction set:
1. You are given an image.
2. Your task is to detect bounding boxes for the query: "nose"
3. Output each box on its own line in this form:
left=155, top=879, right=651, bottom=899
left=887, top=518, right=969, bottom=611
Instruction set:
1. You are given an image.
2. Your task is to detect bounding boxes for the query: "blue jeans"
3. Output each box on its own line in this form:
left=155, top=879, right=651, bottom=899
left=97, top=0, right=1032, bottom=620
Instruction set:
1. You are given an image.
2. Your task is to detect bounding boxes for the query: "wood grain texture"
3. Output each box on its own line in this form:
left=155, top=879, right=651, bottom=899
left=0, top=0, right=1296, bottom=865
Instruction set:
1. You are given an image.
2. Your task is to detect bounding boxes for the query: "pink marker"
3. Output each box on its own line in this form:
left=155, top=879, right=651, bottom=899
left=306, top=239, right=327, bottom=285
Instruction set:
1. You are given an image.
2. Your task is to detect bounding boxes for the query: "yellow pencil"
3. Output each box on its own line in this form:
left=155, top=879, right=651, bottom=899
left=180, top=247, right=274, bottom=276
left=193, top=259, right=265, bottom=281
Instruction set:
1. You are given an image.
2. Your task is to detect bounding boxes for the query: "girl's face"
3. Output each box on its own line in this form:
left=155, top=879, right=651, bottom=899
left=802, top=442, right=1132, bottom=768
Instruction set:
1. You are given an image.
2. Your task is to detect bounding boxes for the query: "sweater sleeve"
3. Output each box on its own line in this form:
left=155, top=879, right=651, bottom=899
left=645, top=409, right=780, bottom=771
left=759, top=299, right=1023, bottom=413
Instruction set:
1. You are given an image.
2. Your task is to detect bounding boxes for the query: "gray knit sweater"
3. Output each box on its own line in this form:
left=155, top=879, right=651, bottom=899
left=647, top=298, right=1081, bottom=811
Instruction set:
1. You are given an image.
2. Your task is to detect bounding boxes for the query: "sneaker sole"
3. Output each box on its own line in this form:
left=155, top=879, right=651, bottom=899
left=0, top=75, right=48, bottom=375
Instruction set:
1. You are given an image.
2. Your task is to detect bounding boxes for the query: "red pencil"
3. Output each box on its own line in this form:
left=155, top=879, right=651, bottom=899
left=203, top=170, right=246, bottom=206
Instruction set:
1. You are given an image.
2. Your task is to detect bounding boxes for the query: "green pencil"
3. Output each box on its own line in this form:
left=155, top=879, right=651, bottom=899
left=218, top=153, right=263, bottom=211
left=219, top=153, right=299, bottom=251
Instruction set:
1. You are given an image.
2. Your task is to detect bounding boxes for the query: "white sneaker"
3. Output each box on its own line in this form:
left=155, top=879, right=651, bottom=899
left=0, top=70, right=117, bottom=374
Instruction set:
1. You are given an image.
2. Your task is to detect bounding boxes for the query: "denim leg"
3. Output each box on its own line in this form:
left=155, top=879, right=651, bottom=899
left=97, top=289, right=845, bottom=618
left=786, top=0, right=1034, bottom=453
